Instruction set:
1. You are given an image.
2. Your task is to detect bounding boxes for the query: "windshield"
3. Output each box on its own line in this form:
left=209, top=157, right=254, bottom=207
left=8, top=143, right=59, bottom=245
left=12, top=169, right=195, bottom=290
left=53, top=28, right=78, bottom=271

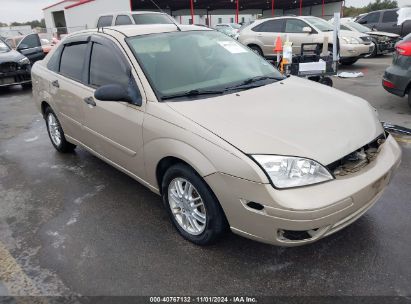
left=132, top=13, right=174, bottom=25
left=345, top=21, right=369, bottom=33
left=127, top=30, right=283, bottom=101
left=0, top=40, right=10, bottom=53
left=305, top=17, right=334, bottom=32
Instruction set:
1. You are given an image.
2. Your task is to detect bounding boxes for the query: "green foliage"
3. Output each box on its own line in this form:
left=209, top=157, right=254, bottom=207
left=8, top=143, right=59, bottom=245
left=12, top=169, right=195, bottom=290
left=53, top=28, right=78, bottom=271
left=343, top=0, right=398, bottom=17
left=2, top=19, right=46, bottom=28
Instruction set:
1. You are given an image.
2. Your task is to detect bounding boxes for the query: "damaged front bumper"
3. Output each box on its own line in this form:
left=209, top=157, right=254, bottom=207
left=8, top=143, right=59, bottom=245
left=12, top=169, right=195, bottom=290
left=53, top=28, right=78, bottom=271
left=0, top=64, right=31, bottom=87
left=205, top=135, right=402, bottom=246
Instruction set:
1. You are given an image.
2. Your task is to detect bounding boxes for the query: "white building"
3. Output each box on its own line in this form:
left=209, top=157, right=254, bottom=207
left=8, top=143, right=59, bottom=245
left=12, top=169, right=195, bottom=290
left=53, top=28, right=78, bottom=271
left=43, top=0, right=342, bottom=36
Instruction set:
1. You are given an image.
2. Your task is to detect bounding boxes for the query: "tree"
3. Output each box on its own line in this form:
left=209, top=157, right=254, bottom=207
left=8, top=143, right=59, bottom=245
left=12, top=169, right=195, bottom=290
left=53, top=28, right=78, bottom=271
left=343, top=0, right=398, bottom=17
left=9, top=19, right=45, bottom=28
left=0, top=21, right=8, bottom=27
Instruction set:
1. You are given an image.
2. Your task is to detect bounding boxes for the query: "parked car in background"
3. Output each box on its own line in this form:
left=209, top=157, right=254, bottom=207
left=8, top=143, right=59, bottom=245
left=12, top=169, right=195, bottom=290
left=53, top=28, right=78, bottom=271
left=239, top=16, right=373, bottom=65
left=339, top=19, right=400, bottom=57
left=383, top=33, right=411, bottom=107
left=215, top=23, right=241, bottom=33
left=32, top=25, right=401, bottom=246
left=215, top=24, right=240, bottom=39
left=5, top=33, right=46, bottom=64
left=356, top=8, right=411, bottom=37
left=0, top=37, right=32, bottom=88
left=96, top=11, right=175, bottom=27
left=40, top=37, right=60, bottom=54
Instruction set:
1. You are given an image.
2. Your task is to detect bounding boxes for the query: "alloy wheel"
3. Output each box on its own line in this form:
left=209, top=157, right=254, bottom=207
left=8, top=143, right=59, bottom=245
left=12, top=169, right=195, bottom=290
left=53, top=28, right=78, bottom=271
left=168, top=177, right=207, bottom=235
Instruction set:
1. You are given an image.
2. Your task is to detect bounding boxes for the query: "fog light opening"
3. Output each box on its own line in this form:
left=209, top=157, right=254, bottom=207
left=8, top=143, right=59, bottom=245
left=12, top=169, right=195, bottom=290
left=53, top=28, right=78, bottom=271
left=278, top=229, right=319, bottom=241
left=246, top=202, right=264, bottom=211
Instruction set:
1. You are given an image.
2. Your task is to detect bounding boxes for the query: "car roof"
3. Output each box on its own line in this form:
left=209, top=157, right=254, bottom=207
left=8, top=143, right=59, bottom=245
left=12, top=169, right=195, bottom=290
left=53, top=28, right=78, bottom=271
left=72, top=24, right=212, bottom=38
left=364, top=8, right=398, bottom=13
left=98, top=11, right=167, bottom=17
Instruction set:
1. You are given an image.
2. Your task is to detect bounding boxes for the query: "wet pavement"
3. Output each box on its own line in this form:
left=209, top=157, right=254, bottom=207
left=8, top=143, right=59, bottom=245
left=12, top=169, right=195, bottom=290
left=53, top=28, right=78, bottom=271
left=0, top=56, right=410, bottom=297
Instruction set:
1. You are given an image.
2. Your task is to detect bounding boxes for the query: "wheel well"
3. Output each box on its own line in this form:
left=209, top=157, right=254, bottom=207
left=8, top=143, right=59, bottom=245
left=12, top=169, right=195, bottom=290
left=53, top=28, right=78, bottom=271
left=247, top=43, right=261, bottom=50
left=156, top=157, right=192, bottom=194
left=41, top=101, right=50, bottom=117
left=406, top=81, right=411, bottom=95
left=155, top=156, right=229, bottom=226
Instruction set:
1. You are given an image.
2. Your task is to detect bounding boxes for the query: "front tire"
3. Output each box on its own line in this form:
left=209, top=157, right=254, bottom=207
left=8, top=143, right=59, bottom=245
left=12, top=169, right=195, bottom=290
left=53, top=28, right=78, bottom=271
left=340, top=58, right=358, bottom=66
left=45, top=107, right=76, bottom=153
left=162, top=163, right=227, bottom=245
left=21, top=82, right=32, bottom=89
left=248, top=45, right=263, bottom=57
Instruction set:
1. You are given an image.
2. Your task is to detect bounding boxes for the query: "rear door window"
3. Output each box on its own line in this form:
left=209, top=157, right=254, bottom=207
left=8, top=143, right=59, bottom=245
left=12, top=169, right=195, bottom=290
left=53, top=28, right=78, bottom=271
left=115, top=15, right=133, bottom=26
left=97, top=15, right=113, bottom=27
left=59, top=43, right=88, bottom=82
left=382, top=10, right=398, bottom=23
left=253, top=19, right=284, bottom=32
left=89, top=42, right=129, bottom=88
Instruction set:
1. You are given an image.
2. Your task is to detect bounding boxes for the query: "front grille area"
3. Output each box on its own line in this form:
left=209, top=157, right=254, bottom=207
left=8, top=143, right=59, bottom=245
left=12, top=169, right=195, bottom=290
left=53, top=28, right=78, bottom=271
left=327, top=133, right=386, bottom=177
left=0, top=62, right=18, bottom=73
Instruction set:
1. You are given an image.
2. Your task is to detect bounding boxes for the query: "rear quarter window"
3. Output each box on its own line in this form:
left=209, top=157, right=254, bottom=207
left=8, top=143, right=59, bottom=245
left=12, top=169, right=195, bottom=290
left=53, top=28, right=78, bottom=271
left=97, top=15, right=113, bottom=27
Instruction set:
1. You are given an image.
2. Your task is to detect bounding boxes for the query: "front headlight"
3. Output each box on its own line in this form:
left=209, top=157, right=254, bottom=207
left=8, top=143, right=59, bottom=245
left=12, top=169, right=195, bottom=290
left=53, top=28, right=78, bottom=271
left=252, top=155, right=334, bottom=189
left=18, top=57, right=30, bottom=65
left=341, top=36, right=361, bottom=44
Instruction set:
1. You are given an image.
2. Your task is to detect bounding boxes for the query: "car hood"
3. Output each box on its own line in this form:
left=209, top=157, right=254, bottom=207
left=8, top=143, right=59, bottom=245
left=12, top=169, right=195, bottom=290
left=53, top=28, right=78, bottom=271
left=367, top=31, right=400, bottom=38
left=322, top=29, right=369, bottom=41
left=167, top=77, right=383, bottom=166
left=0, top=49, right=25, bottom=63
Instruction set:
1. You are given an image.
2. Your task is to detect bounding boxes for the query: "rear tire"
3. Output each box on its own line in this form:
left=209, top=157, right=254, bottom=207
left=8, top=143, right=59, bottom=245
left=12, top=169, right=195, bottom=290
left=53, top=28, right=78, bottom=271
left=162, top=163, right=227, bottom=245
left=248, top=45, right=263, bottom=57
left=408, top=89, right=411, bottom=108
left=340, top=58, right=358, bottom=66
left=44, top=107, right=76, bottom=153
left=21, top=82, right=32, bottom=89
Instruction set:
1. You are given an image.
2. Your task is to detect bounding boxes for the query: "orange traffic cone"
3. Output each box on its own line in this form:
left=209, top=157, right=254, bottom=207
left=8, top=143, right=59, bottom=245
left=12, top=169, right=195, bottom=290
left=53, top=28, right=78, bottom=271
left=274, top=35, right=283, bottom=53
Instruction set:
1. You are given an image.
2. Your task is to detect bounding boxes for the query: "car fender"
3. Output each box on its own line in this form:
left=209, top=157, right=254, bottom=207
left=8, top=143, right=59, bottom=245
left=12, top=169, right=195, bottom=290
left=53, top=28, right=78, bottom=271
left=143, top=137, right=218, bottom=190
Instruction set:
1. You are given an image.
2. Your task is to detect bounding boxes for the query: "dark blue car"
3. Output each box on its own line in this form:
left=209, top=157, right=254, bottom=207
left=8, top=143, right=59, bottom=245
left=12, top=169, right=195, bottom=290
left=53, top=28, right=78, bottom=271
left=383, top=33, right=411, bottom=108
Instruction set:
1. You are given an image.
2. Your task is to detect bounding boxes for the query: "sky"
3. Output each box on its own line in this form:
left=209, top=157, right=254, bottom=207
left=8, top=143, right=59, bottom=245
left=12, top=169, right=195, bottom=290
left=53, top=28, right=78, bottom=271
left=0, top=0, right=410, bottom=24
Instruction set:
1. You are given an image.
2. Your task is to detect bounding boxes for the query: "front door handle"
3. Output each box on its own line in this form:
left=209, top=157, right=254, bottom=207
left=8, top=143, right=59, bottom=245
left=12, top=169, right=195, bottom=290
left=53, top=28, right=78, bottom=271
left=84, top=96, right=96, bottom=107
left=51, top=80, right=59, bottom=88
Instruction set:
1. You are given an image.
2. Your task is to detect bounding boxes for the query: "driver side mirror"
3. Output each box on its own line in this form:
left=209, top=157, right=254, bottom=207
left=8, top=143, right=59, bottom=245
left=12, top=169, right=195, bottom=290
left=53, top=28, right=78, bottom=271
left=303, top=27, right=312, bottom=34
left=94, top=84, right=131, bottom=102
left=358, top=20, right=367, bottom=25
left=94, top=84, right=142, bottom=106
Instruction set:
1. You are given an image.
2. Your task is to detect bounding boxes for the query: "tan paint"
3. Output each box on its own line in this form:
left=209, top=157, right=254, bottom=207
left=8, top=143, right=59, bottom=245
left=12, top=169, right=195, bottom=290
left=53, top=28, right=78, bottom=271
left=31, top=25, right=402, bottom=246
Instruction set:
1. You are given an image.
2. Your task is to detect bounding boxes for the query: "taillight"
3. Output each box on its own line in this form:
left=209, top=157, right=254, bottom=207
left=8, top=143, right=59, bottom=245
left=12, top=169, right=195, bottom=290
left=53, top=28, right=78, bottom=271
left=383, top=79, right=396, bottom=89
left=396, top=41, right=411, bottom=56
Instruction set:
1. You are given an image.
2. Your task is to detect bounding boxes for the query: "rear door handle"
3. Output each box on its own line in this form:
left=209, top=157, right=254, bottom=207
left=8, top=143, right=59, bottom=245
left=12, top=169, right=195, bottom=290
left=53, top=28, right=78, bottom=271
left=51, top=80, right=59, bottom=88
left=84, top=96, right=96, bottom=107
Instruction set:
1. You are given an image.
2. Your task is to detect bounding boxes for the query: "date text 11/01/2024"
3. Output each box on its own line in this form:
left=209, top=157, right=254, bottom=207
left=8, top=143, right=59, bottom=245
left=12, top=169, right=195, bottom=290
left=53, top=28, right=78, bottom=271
left=149, top=297, right=258, bottom=303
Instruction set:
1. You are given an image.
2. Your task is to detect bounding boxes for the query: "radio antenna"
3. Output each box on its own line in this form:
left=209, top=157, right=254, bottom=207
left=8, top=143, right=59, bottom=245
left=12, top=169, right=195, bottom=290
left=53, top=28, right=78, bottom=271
left=147, top=0, right=182, bottom=31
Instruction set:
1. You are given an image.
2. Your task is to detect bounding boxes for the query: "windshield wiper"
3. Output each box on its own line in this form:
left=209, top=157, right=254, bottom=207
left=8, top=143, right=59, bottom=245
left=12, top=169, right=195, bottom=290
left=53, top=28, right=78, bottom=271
left=161, top=89, right=225, bottom=101
left=224, top=76, right=284, bottom=92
